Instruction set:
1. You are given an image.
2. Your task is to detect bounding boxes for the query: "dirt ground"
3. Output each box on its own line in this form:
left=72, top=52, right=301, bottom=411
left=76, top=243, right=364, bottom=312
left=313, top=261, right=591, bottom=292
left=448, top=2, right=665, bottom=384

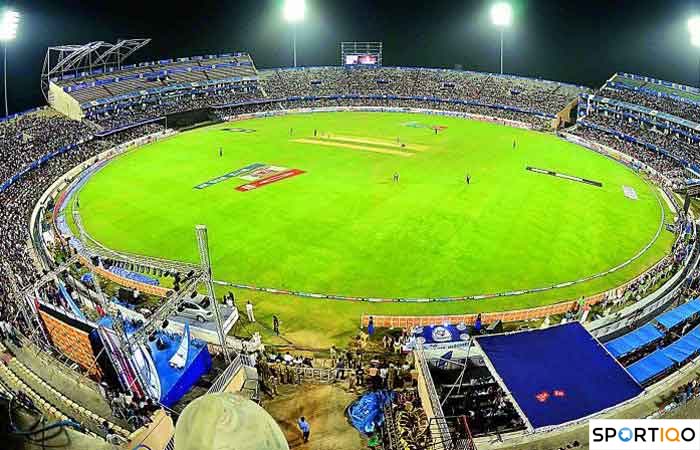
left=263, top=383, right=367, bottom=450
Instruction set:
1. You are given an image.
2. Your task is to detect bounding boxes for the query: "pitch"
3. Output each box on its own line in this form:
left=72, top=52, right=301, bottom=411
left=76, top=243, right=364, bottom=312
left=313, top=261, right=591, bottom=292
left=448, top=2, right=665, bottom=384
left=77, top=112, right=672, bottom=303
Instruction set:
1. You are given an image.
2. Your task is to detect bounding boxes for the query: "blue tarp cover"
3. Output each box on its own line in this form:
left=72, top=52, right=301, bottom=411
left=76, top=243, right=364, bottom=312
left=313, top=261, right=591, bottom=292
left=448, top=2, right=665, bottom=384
left=348, top=391, right=394, bottom=434
left=627, top=351, right=675, bottom=384
left=605, top=324, right=664, bottom=359
left=661, top=329, right=700, bottom=364
left=656, top=299, right=700, bottom=329
left=477, top=322, right=643, bottom=429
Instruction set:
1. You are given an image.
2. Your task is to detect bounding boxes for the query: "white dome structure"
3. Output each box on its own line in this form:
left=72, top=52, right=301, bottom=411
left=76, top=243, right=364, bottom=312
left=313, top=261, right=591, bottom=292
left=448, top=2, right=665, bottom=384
left=175, top=393, right=289, bottom=450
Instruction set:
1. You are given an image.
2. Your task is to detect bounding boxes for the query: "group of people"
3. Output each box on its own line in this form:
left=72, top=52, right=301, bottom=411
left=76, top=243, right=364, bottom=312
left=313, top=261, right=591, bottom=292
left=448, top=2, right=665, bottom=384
left=86, top=65, right=593, bottom=133
left=262, top=66, right=586, bottom=116
left=572, top=125, right=689, bottom=188
left=0, top=114, right=172, bottom=377
left=255, top=350, right=315, bottom=397
left=105, top=387, right=157, bottom=430
left=601, top=85, right=700, bottom=126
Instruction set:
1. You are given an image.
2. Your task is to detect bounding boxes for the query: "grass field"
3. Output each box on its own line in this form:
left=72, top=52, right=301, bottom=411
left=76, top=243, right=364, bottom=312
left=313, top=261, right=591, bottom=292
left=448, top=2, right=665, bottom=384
left=76, top=112, right=674, bottom=345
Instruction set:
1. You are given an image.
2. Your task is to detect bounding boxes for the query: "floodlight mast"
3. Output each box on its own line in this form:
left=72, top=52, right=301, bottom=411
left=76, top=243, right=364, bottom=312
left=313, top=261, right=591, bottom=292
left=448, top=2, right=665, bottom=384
left=0, top=9, right=20, bottom=117
left=490, top=3, right=512, bottom=75
left=284, top=0, right=305, bottom=67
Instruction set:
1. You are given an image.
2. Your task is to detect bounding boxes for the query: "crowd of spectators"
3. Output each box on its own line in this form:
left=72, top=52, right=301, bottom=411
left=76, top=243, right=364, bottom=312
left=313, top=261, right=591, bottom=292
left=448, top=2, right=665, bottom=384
left=260, top=67, right=587, bottom=114
left=0, top=111, right=95, bottom=186
left=215, top=97, right=553, bottom=129
left=86, top=84, right=262, bottom=130
left=599, top=86, right=700, bottom=125
left=571, top=125, right=688, bottom=187
left=81, top=66, right=588, bottom=131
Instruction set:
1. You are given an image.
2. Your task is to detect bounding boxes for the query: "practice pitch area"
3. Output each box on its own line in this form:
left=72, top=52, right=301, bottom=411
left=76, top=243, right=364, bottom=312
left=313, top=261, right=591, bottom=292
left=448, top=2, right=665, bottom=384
left=76, top=112, right=673, bottom=311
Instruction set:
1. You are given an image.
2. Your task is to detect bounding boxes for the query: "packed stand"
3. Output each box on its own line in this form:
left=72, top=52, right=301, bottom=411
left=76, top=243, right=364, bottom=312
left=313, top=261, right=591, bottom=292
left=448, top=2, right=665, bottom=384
left=0, top=111, right=95, bottom=185
left=571, top=125, right=688, bottom=187
left=260, top=66, right=589, bottom=115
left=86, top=83, right=262, bottom=130
left=600, top=86, right=700, bottom=125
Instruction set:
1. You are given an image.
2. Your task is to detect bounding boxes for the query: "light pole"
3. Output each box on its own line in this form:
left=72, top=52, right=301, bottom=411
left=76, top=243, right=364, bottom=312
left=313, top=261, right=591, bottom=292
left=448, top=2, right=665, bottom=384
left=490, top=2, right=512, bottom=75
left=283, top=0, right=305, bottom=67
left=0, top=10, right=20, bottom=117
left=689, top=16, right=700, bottom=87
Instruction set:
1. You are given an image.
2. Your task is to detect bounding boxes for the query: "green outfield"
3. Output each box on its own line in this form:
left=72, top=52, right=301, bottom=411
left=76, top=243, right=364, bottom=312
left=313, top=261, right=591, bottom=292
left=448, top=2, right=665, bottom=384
left=77, top=112, right=673, bottom=341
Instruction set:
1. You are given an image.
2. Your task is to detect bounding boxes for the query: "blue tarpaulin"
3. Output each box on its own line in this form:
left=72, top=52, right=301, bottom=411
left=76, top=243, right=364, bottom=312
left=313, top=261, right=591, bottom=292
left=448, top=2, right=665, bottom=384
left=627, top=351, right=675, bottom=385
left=348, top=391, right=394, bottom=434
left=605, top=324, right=665, bottom=359
left=476, top=322, right=643, bottom=429
left=661, top=328, right=700, bottom=364
left=656, top=299, right=700, bottom=330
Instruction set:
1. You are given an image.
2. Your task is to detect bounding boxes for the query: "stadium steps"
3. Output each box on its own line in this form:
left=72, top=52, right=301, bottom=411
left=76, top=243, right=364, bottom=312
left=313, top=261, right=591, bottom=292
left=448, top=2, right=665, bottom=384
left=0, top=340, right=129, bottom=438
left=4, top=338, right=113, bottom=418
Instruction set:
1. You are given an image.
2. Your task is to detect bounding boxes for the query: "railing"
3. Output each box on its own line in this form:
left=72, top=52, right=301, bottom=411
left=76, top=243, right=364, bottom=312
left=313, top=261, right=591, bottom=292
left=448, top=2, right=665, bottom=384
left=207, top=355, right=243, bottom=394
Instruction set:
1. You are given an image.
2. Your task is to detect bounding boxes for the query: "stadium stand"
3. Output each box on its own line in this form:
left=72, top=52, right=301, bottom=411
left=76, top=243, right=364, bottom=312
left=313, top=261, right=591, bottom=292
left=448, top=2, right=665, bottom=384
left=54, top=53, right=257, bottom=105
left=4, top=52, right=700, bottom=446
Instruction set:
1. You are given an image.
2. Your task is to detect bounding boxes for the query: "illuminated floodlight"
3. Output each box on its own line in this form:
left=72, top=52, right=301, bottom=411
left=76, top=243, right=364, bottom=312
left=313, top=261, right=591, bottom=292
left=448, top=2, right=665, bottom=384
left=283, top=0, right=305, bottom=23
left=690, top=16, right=700, bottom=47
left=689, top=16, right=700, bottom=35
left=0, top=10, right=20, bottom=41
left=693, top=33, right=700, bottom=48
left=491, top=2, right=513, bottom=28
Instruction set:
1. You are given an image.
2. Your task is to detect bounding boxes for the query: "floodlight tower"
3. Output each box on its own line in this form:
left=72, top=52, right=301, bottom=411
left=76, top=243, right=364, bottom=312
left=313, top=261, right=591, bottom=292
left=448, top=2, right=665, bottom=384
left=283, top=0, right=305, bottom=67
left=689, top=16, right=700, bottom=87
left=490, top=2, right=512, bottom=75
left=0, top=9, right=20, bottom=117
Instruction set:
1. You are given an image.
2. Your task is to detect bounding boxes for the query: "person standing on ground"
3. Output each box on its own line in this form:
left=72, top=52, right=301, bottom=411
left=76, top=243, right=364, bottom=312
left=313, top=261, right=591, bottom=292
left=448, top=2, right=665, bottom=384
left=466, top=174, right=471, bottom=185
left=273, top=315, right=280, bottom=335
left=246, top=301, right=255, bottom=323
left=367, top=316, right=375, bottom=337
left=298, top=417, right=311, bottom=443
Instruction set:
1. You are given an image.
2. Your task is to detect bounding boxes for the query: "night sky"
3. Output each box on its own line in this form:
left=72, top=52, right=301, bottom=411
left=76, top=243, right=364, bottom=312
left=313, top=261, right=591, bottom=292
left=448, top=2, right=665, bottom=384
left=2, top=0, right=700, bottom=114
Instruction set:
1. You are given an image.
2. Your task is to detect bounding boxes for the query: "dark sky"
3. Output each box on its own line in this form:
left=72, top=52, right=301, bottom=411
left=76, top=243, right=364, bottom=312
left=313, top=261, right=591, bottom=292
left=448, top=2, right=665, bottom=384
left=2, top=0, right=700, bottom=114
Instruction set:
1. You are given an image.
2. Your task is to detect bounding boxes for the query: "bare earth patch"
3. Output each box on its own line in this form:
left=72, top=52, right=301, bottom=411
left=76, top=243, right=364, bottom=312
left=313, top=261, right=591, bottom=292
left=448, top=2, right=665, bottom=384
left=263, top=384, right=365, bottom=450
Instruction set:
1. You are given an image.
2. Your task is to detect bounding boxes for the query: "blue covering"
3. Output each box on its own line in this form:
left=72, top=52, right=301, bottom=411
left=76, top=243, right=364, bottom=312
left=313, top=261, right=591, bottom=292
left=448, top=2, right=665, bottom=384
left=348, top=390, right=394, bottom=434
left=108, top=267, right=160, bottom=286
left=627, top=351, right=675, bottom=385
left=98, top=317, right=212, bottom=407
left=656, top=299, right=700, bottom=330
left=605, top=323, right=665, bottom=359
left=661, top=329, right=700, bottom=364
left=477, top=322, right=643, bottom=429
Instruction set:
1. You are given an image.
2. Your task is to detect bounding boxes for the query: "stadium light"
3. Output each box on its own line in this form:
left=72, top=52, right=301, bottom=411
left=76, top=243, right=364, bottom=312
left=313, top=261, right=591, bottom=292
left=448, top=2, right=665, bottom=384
left=490, top=3, right=512, bottom=75
left=0, top=9, right=20, bottom=117
left=690, top=16, right=700, bottom=88
left=690, top=16, right=700, bottom=47
left=283, top=0, right=305, bottom=67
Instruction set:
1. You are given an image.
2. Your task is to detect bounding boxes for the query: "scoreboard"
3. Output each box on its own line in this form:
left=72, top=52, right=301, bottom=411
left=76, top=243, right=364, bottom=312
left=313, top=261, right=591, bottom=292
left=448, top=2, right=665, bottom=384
left=340, top=42, right=383, bottom=66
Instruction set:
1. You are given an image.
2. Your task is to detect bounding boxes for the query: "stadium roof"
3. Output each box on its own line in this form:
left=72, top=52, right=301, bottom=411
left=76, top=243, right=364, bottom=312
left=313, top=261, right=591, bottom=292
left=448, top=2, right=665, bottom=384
left=475, top=322, right=643, bottom=430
